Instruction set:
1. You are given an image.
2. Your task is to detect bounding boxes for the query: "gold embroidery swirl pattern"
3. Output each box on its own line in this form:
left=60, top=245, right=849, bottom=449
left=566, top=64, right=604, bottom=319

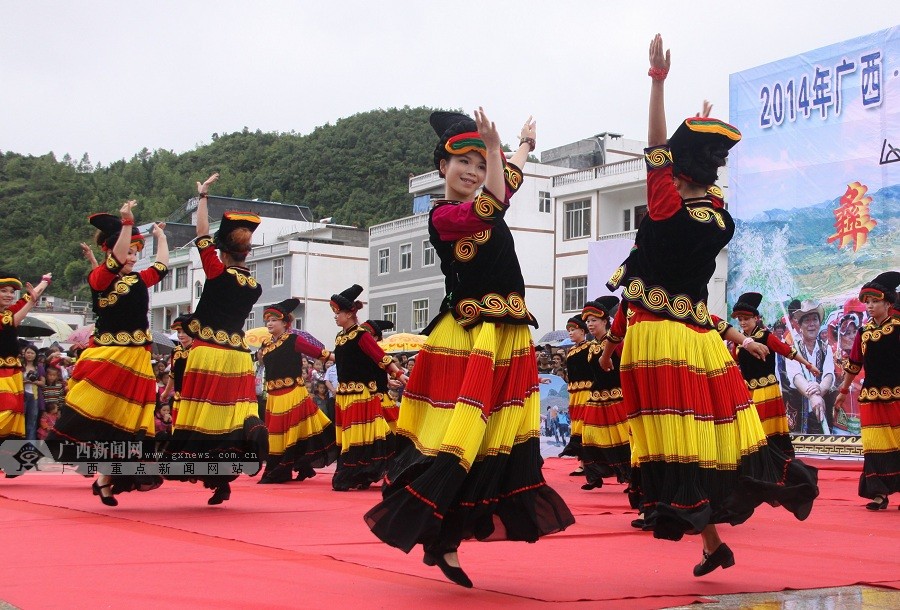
left=95, top=328, right=151, bottom=346
left=473, top=192, right=505, bottom=220
left=380, top=355, right=392, bottom=366
left=455, top=292, right=529, bottom=327
left=589, top=388, right=623, bottom=402
left=152, top=262, right=168, bottom=274
left=843, top=361, right=862, bottom=375
left=859, top=386, right=900, bottom=400
left=187, top=319, right=247, bottom=349
left=257, top=332, right=288, bottom=359
left=568, top=380, right=593, bottom=391
left=453, top=230, right=491, bottom=262
left=861, top=319, right=895, bottom=352
left=504, top=165, right=522, bottom=191
left=716, top=319, right=730, bottom=334
left=265, top=376, right=304, bottom=392
left=196, top=236, right=214, bottom=249
left=334, top=327, right=363, bottom=346
left=98, top=275, right=139, bottom=308
left=686, top=206, right=726, bottom=229
left=623, top=278, right=711, bottom=326
left=226, top=268, right=259, bottom=288
left=1, top=311, right=12, bottom=326
left=707, top=185, right=725, bottom=199
left=336, top=381, right=377, bottom=394
left=645, top=147, right=673, bottom=168
left=607, top=264, right=625, bottom=288
left=746, top=374, right=778, bottom=389
left=104, top=255, right=121, bottom=272
left=0, top=356, right=21, bottom=367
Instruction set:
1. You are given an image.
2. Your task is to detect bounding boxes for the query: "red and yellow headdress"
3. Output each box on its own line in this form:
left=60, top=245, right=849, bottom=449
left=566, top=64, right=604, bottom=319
left=0, top=272, right=22, bottom=290
left=89, top=213, right=145, bottom=252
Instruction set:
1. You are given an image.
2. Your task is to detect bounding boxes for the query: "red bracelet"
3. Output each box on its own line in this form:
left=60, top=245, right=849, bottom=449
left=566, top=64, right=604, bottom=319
left=198, top=193, right=209, bottom=199
left=121, top=218, right=134, bottom=226
left=648, top=67, right=669, bottom=81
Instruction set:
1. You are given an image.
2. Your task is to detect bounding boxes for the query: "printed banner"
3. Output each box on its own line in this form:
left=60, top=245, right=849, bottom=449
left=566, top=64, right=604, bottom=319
left=728, top=26, right=900, bottom=437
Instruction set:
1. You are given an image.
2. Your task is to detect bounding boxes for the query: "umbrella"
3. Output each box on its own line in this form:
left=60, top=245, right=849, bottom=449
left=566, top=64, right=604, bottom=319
left=27, top=313, right=74, bottom=340
left=18, top=316, right=56, bottom=338
left=377, top=332, right=427, bottom=353
left=68, top=324, right=95, bottom=349
left=151, top=330, right=176, bottom=354
left=538, top=330, right=569, bottom=344
left=293, top=329, right=325, bottom=351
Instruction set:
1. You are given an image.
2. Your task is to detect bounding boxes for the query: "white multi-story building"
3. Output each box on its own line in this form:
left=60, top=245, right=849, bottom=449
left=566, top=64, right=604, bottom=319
left=546, top=133, right=730, bottom=332
left=139, top=196, right=369, bottom=346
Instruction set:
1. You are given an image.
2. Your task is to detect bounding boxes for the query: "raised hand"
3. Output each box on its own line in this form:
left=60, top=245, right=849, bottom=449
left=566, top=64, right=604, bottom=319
left=150, top=222, right=167, bottom=238
left=519, top=116, right=536, bottom=143
left=696, top=100, right=713, bottom=118
left=649, top=33, right=670, bottom=72
left=198, top=172, right=219, bottom=195
left=474, top=107, right=501, bottom=152
left=120, top=200, right=137, bottom=221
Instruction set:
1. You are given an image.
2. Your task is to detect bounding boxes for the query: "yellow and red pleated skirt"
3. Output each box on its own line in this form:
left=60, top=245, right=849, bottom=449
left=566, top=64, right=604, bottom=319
left=748, top=382, right=794, bottom=457
left=581, top=390, right=633, bottom=489
left=858, top=397, right=900, bottom=499
left=365, top=313, right=574, bottom=553
left=621, top=308, right=818, bottom=540
left=263, top=383, right=337, bottom=479
left=332, top=386, right=394, bottom=490
left=381, top=393, right=399, bottom=432
left=50, top=344, right=156, bottom=443
left=558, top=387, right=592, bottom=458
left=168, top=341, right=266, bottom=480
left=0, top=367, right=25, bottom=440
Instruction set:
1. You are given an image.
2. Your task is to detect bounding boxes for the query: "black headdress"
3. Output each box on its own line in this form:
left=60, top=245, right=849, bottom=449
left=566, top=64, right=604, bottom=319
left=330, top=284, right=364, bottom=313
left=263, top=298, right=300, bottom=321
left=429, top=111, right=486, bottom=176
left=731, top=292, right=763, bottom=318
left=859, top=271, right=900, bottom=305
left=361, top=319, right=394, bottom=342
left=213, top=211, right=261, bottom=254
left=668, top=118, right=741, bottom=186
left=89, top=213, right=144, bottom=252
left=581, top=295, right=620, bottom=320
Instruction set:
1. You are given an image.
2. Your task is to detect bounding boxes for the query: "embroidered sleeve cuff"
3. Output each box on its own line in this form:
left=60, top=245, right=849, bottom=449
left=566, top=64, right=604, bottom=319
left=788, top=348, right=797, bottom=360
left=715, top=319, right=731, bottom=336
left=644, top=145, right=673, bottom=171
left=605, top=331, right=623, bottom=344
left=843, top=361, right=862, bottom=375
left=152, top=261, right=169, bottom=277
left=503, top=160, right=524, bottom=194
left=196, top=235, right=214, bottom=250
left=379, top=355, right=393, bottom=369
left=104, top=253, right=123, bottom=273
left=320, top=349, right=331, bottom=361
left=472, top=188, right=508, bottom=222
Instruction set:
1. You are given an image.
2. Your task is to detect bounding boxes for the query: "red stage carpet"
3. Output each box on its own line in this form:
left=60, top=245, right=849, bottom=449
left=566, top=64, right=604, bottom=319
left=0, top=457, right=897, bottom=609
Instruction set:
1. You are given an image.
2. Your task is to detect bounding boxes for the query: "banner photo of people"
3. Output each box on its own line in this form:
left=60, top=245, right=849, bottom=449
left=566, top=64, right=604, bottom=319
left=728, top=26, right=899, bottom=445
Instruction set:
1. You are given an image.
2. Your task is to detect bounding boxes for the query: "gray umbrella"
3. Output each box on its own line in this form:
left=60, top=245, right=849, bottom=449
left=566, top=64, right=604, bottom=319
left=151, top=330, right=176, bottom=354
left=538, top=329, right=569, bottom=344
left=18, top=316, right=56, bottom=338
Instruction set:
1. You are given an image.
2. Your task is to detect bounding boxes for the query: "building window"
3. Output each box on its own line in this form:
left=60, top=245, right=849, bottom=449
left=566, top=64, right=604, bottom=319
left=194, top=281, right=203, bottom=300
left=412, top=299, right=429, bottom=331
left=564, top=199, right=591, bottom=240
left=422, top=240, right=435, bottom=267
left=175, top=266, right=188, bottom=289
left=400, top=243, right=412, bottom=271
left=160, top=271, right=172, bottom=291
left=623, top=208, right=631, bottom=231
left=246, top=310, right=256, bottom=330
left=382, top=303, right=397, bottom=328
left=378, top=248, right=390, bottom=275
left=539, top=190, right=551, bottom=213
left=248, top=262, right=257, bottom=277
left=273, top=258, right=284, bottom=286
left=634, top=205, right=648, bottom=229
left=294, top=317, right=303, bottom=330
left=563, top=276, right=588, bottom=312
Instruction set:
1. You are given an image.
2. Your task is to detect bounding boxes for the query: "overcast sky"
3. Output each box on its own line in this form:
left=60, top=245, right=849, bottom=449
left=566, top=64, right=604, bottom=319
left=2, top=1, right=898, bottom=165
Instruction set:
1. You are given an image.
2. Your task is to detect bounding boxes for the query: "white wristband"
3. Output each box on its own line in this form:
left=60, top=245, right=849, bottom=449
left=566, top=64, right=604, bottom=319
left=741, top=337, right=754, bottom=348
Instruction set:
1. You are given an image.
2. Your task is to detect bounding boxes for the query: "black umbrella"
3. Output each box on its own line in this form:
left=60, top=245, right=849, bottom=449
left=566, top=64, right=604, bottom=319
left=18, top=316, right=56, bottom=338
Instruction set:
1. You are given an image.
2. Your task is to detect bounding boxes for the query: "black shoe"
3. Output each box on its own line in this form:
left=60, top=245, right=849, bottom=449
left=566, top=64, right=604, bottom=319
left=423, top=551, right=473, bottom=588
left=569, top=468, right=584, bottom=476
left=296, top=464, right=316, bottom=481
left=91, top=480, right=118, bottom=507
left=4, top=473, right=21, bottom=479
left=581, top=482, right=601, bottom=490
left=208, top=482, right=231, bottom=505
left=258, top=472, right=292, bottom=484
left=693, top=543, right=735, bottom=577
left=865, top=495, right=888, bottom=510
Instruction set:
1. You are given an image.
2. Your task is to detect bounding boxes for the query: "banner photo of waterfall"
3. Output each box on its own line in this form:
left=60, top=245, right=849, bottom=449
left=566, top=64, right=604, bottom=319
left=728, top=26, right=900, bottom=445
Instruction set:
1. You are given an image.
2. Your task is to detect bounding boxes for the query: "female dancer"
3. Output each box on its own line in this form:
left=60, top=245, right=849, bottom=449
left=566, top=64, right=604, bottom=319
left=731, top=292, right=819, bottom=456
left=48, top=202, right=168, bottom=505
left=0, top=273, right=50, bottom=446
left=558, top=315, right=593, bottom=475
left=600, top=35, right=818, bottom=577
left=169, top=174, right=268, bottom=505
left=257, top=298, right=337, bottom=484
left=329, top=286, right=405, bottom=491
left=166, top=173, right=268, bottom=505
left=580, top=296, right=633, bottom=494
left=365, top=110, right=574, bottom=588
left=361, top=318, right=400, bottom=428
left=835, top=271, right=900, bottom=510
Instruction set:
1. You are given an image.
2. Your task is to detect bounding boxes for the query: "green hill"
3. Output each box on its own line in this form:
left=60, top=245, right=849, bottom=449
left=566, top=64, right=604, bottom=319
left=0, top=106, right=442, bottom=299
